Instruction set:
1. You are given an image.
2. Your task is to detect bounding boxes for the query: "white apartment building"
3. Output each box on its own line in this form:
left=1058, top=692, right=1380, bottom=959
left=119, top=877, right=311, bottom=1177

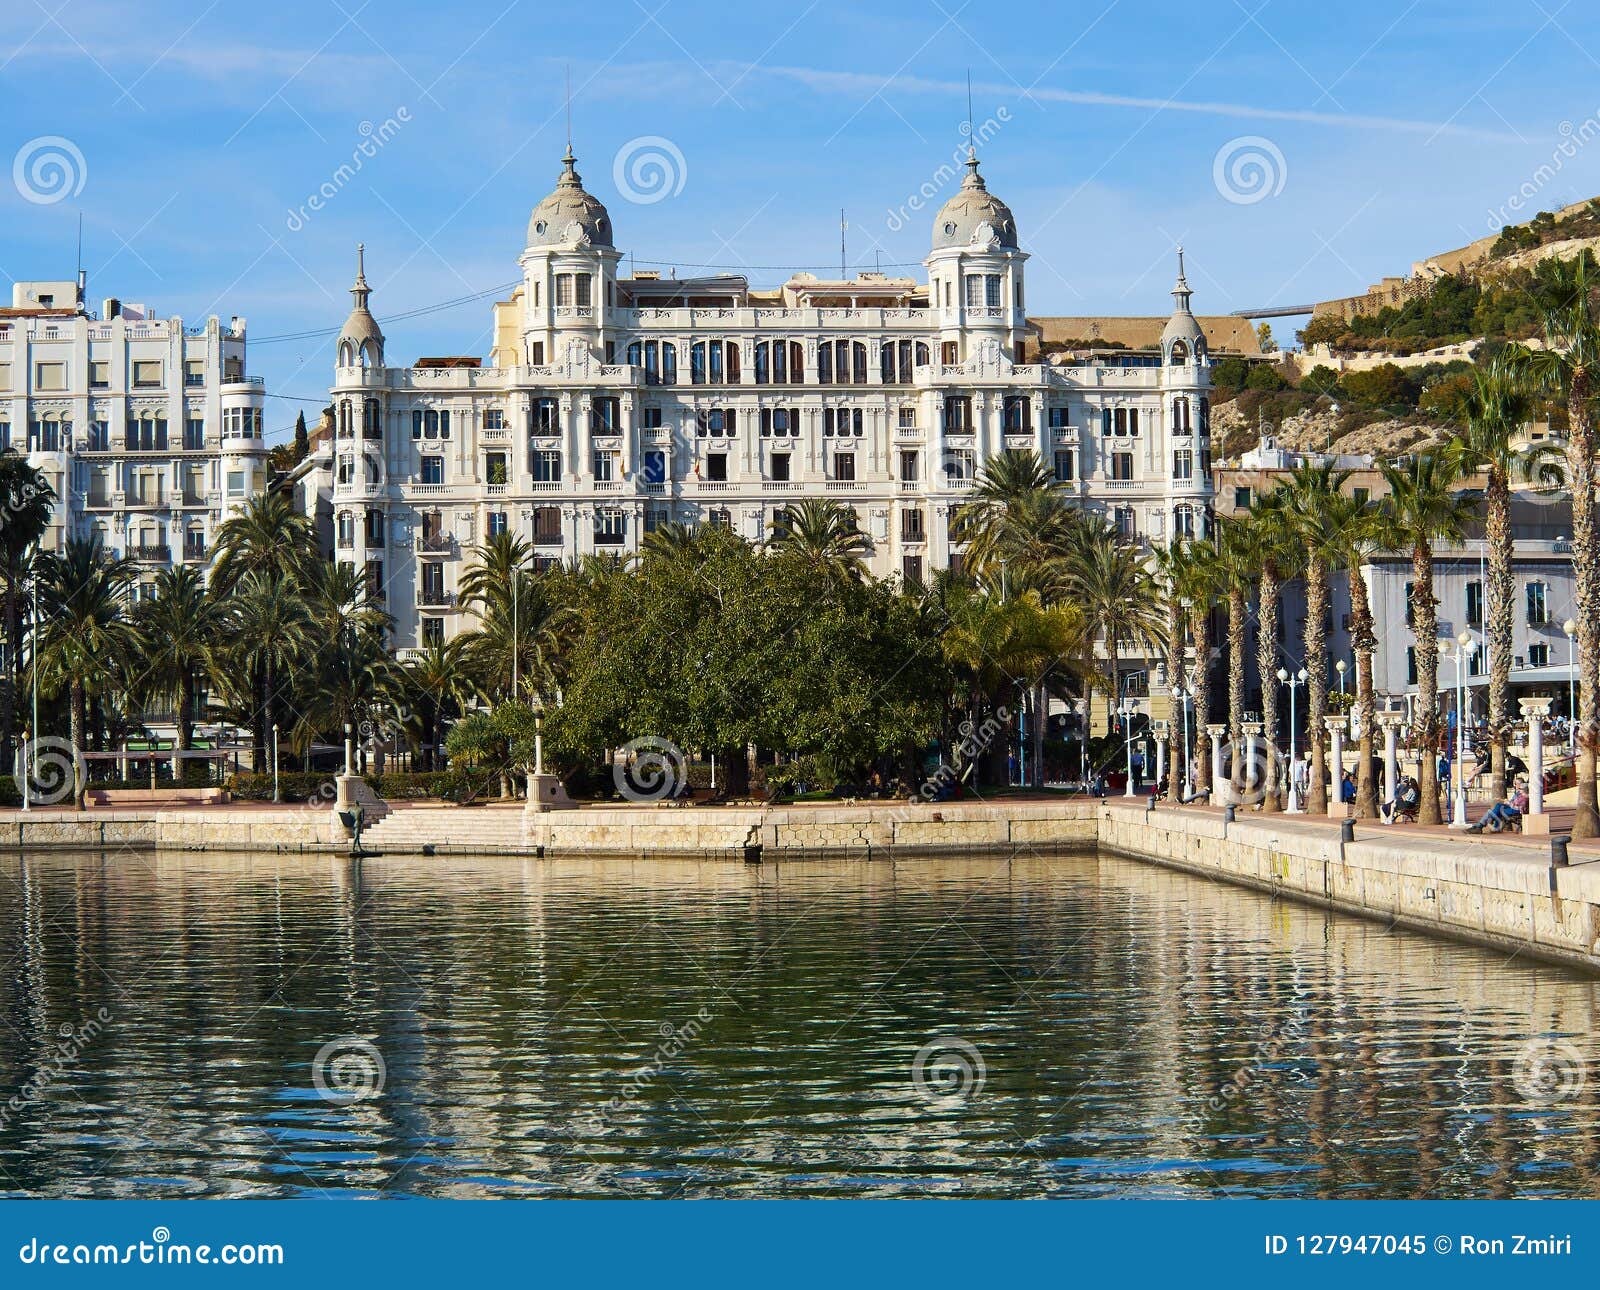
left=326, top=147, right=1218, bottom=649
left=0, top=277, right=268, bottom=582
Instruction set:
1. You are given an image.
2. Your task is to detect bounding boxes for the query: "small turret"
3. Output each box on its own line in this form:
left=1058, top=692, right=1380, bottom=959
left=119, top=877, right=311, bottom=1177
left=337, top=243, right=384, bottom=368
left=1161, top=246, right=1206, bottom=365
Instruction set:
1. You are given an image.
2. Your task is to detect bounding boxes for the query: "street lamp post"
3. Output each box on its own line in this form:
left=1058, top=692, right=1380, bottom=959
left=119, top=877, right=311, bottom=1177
left=1336, top=658, right=1347, bottom=702
left=1174, top=684, right=1192, bottom=802
left=272, top=723, right=280, bottom=803
left=1122, top=697, right=1138, bottom=797
left=1565, top=618, right=1578, bottom=755
left=1277, top=667, right=1306, bottom=812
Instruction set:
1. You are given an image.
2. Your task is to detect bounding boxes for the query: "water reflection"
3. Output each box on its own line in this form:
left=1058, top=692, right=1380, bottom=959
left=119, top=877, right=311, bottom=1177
left=0, top=849, right=1595, bottom=1198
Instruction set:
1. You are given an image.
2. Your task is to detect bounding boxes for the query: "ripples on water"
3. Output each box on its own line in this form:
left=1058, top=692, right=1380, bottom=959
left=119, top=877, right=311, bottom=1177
left=0, top=848, right=1596, bottom=1198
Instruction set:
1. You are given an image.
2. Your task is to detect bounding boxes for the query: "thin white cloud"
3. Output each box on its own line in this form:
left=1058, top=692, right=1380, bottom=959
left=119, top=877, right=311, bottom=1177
left=758, top=64, right=1526, bottom=142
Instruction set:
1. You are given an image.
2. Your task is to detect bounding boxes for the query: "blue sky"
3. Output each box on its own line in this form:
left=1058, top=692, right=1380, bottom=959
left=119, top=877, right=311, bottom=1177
left=3, top=0, right=1599, bottom=441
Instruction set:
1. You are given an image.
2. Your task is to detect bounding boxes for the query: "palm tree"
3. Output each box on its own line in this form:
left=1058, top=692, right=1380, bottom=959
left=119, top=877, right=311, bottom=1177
left=1381, top=450, right=1473, bottom=826
left=0, top=456, right=54, bottom=764
left=210, top=492, right=316, bottom=593
left=1065, top=522, right=1164, bottom=735
left=1326, top=493, right=1393, bottom=819
left=458, top=531, right=532, bottom=610
left=768, top=498, right=873, bottom=580
left=1247, top=495, right=1304, bottom=812
left=404, top=637, right=476, bottom=771
left=1149, top=539, right=1191, bottom=798
left=1279, top=461, right=1351, bottom=815
left=227, top=571, right=314, bottom=773
left=302, top=557, right=390, bottom=642
left=640, top=521, right=699, bottom=561
left=1454, top=354, right=1563, bottom=801
left=939, top=584, right=1084, bottom=787
left=1212, top=515, right=1259, bottom=752
left=33, top=535, right=140, bottom=806
left=1507, top=257, right=1600, bottom=835
left=293, top=625, right=401, bottom=773
left=132, top=565, right=225, bottom=757
left=461, top=570, right=571, bottom=703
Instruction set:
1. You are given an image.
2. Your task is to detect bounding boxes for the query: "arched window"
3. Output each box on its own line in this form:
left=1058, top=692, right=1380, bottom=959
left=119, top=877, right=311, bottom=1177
left=851, top=342, right=867, bottom=385
left=363, top=399, right=381, bottom=439
left=819, top=344, right=833, bottom=384
left=338, top=341, right=355, bottom=367
left=754, top=342, right=770, bottom=384
left=337, top=511, right=355, bottom=549
left=1170, top=340, right=1189, bottom=365
left=915, top=341, right=929, bottom=368
left=1199, top=398, right=1211, bottom=435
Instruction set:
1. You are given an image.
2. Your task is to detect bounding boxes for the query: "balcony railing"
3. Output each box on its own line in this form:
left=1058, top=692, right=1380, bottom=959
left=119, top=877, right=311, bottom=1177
left=415, top=533, right=456, bottom=554
left=418, top=589, right=456, bottom=609
left=130, top=544, right=170, bottom=562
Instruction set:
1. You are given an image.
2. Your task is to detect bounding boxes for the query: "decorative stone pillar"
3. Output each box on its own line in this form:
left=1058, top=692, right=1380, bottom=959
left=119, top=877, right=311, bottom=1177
left=1241, top=720, right=1264, bottom=807
left=1152, top=719, right=1169, bottom=794
left=1325, top=716, right=1348, bottom=817
left=1206, top=725, right=1226, bottom=803
left=1377, top=710, right=1403, bottom=815
left=1521, top=696, right=1553, bottom=834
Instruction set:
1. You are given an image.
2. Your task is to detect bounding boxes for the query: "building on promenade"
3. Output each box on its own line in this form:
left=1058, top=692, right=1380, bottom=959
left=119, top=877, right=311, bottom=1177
left=0, top=275, right=268, bottom=584
left=1214, top=433, right=1579, bottom=728
left=325, top=146, right=1238, bottom=651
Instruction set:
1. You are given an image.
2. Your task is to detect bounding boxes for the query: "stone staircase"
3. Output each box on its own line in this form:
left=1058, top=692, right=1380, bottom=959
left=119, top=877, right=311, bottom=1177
left=359, top=806, right=531, bottom=854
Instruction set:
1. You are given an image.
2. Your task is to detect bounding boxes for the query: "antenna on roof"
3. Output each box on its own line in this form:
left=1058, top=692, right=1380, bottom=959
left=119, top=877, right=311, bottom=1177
left=565, top=64, right=572, bottom=153
left=840, top=209, right=847, bottom=280
left=75, top=213, right=85, bottom=305
left=966, top=70, right=975, bottom=157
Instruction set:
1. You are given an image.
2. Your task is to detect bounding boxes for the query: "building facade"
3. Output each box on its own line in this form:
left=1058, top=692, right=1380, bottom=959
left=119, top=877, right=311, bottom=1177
left=0, top=277, right=268, bottom=583
left=328, top=147, right=1216, bottom=649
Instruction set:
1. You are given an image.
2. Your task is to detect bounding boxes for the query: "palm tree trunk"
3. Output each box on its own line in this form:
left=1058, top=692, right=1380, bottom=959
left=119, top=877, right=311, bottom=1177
left=1165, top=599, right=1183, bottom=798
left=1412, top=543, right=1444, bottom=826
left=1304, top=563, right=1330, bottom=815
left=1189, top=606, right=1211, bottom=797
left=1566, top=372, right=1599, bottom=837
left=1031, top=679, right=1046, bottom=789
left=256, top=659, right=271, bottom=776
left=1349, top=561, right=1379, bottom=819
left=70, top=678, right=86, bottom=809
left=1485, top=468, right=1514, bottom=803
left=1222, top=588, right=1248, bottom=784
left=1257, top=569, right=1282, bottom=813
left=0, top=568, right=17, bottom=771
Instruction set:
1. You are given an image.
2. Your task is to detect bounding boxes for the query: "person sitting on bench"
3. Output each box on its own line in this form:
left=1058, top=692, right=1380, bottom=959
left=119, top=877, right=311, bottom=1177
left=1383, top=776, right=1420, bottom=823
left=1468, top=780, right=1529, bottom=834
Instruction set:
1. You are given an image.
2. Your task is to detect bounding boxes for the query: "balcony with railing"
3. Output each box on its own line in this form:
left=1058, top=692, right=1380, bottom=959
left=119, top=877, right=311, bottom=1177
left=415, top=532, right=458, bottom=556
left=418, top=588, right=457, bottom=609
left=130, top=544, right=170, bottom=562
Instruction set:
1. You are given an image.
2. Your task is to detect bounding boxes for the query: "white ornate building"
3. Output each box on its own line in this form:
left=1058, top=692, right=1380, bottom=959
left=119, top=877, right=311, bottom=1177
left=0, top=276, right=268, bottom=582
left=326, top=147, right=1217, bottom=649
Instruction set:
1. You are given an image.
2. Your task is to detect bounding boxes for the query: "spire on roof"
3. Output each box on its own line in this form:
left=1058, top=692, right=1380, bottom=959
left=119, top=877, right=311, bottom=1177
left=1171, top=245, right=1193, bottom=314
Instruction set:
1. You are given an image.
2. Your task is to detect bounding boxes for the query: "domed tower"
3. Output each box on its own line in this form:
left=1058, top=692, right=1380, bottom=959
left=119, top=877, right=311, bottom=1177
left=925, top=149, right=1028, bottom=365
left=337, top=243, right=385, bottom=370
left=518, top=147, right=623, bottom=370
left=331, top=244, right=388, bottom=580
left=1161, top=247, right=1213, bottom=538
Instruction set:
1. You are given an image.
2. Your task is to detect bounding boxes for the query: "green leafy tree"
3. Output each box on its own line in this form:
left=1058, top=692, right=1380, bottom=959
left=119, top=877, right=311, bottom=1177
left=0, top=456, right=54, bottom=763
